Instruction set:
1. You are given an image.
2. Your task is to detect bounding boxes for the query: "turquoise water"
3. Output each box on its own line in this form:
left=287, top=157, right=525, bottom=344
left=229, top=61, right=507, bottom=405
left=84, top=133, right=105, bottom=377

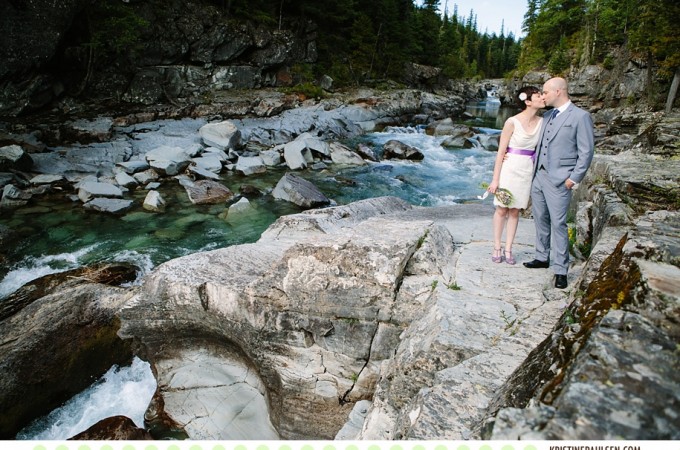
left=0, top=102, right=513, bottom=299
left=10, top=100, right=514, bottom=439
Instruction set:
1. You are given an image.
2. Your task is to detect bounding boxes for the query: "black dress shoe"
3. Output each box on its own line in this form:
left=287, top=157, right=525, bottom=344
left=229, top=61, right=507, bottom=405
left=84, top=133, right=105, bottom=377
left=523, top=259, right=549, bottom=269
left=555, top=274, right=568, bottom=289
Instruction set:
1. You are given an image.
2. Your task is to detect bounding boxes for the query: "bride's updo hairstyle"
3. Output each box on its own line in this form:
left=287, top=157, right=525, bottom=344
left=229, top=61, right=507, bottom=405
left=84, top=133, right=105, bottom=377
left=517, top=86, right=541, bottom=110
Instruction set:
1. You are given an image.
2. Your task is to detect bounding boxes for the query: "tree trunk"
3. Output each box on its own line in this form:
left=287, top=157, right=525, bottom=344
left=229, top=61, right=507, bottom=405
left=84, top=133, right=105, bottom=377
left=665, top=67, right=680, bottom=113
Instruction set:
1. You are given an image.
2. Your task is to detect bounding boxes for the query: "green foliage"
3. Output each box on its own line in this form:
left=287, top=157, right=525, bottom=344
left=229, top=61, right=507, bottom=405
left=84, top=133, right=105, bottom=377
left=431, top=279, right=438, bottom=291
left=447, top=282, right=461, bottom=291
left=282, top=82, right=326, bottom=99
left=548, top=38, right=571, bottom=74
left=87, top=0, right=149, bottom=55
left=520, top=0, right=680, bottom=106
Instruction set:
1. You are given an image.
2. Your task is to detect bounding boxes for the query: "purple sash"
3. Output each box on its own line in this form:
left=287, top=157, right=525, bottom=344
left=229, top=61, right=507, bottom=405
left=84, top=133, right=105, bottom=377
left=506, top=147, right=536, bottom=161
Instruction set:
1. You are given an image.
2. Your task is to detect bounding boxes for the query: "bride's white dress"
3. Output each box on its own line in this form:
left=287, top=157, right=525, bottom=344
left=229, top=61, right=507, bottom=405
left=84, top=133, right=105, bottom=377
left=494, top=116, right=543, bottom=209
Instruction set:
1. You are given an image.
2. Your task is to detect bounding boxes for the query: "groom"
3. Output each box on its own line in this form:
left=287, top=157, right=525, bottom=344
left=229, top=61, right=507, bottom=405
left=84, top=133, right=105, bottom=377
left=524, top=77, right=595, bottom=289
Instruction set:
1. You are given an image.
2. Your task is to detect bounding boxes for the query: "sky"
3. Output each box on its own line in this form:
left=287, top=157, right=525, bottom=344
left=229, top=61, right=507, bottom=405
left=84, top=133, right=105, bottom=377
left=438, top=0, right=528, bottom=37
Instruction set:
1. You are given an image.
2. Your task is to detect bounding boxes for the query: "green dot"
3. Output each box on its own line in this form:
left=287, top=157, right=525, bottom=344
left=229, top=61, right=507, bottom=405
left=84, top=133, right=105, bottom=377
left=146, top=445, right=159, bottom=450
left=33, top=446, right=46, bottom=450
left=503, top=445, right=516, bottom=450
left=412, top=445, right=426, bottom=450
left=279, top=445, right=293, bottom=450
left=55, top=445, right=69, bottom=450
left=214, top=445, right=227, bottom=450
left=457, top=445, right=471, bottom=450
left=168, top=446, right=181, bottom=450
left=78, top=446, right=91, bottom=450
left=324, top=445, right=336, bottom=450
left=391, top=445, right=403, bottom=450
left=435, top=445, right=448, bottom=450
left=302, top=445, right=315, bottom=450
left=480, top=445, right=494, bottom=450
left=345, top=445, right=359, bottom=450
left=123, top=445, right=136, bottom=450
left=368, top=445, right=382, bottom=450
left=102, top=445, right=114, bottom=450
left=257, top=445, right=271, bottom=450
left=235, top=445, right=248, bottom=450
left=190, top=445, right=204, bottom=450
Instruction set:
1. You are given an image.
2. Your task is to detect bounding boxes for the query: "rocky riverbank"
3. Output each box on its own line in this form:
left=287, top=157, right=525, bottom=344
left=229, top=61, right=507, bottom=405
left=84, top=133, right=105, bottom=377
left=0, top=73, right=678, bottom=439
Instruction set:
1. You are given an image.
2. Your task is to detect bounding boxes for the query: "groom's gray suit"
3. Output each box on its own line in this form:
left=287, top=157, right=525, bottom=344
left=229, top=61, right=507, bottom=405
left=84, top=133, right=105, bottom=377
left=531, top=103, right=594, bottom=275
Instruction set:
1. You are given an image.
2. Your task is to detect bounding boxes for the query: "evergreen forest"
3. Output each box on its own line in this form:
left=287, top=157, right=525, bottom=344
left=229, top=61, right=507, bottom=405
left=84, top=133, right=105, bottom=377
left=89, top=0, right=680, bottom=98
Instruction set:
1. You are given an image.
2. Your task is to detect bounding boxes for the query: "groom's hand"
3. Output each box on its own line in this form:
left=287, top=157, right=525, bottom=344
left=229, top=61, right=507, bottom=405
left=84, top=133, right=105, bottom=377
left=565, top=178, right=576, bottom=189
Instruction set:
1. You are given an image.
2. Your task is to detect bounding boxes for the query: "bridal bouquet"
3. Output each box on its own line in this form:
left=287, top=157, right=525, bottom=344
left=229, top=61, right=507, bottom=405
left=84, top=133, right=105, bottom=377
left=494, top=188, right=514, bottom=207
left=478, top=184, right=514, bottom=207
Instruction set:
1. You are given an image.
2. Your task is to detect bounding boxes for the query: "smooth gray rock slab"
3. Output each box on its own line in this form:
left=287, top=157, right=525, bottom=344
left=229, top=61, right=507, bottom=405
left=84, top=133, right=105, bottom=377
left=84, top=198, right=134, bottom=214
left=272, top=172, right=330, bottom=208
left=78, top=181, right=124, bottom=203
left=329, top=142, right=366, bottom=165
left=116, top=160, right=150, bottom=174
left=115, top=172, right=138, bottom=189
left=188, top=165, right=221, bottom=180
left=29, top=174, right=65, bottom=185
left=199, top=121, right=242, bottom=150
left=235, top=156, right=267, bottom=176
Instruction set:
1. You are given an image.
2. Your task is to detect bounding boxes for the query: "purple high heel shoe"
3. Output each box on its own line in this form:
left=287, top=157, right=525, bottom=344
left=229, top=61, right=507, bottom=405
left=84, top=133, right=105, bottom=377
left=492, top=248, right=504, bottom=263
left=504, top=250, right=516, bottom=265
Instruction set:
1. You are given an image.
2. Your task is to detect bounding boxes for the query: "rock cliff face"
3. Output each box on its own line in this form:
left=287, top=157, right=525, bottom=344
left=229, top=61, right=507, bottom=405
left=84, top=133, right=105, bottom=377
left=0, top=0, right=317, bottom=116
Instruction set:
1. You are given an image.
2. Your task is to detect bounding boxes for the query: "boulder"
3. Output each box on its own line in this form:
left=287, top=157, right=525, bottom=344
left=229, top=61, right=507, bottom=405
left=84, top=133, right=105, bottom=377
left=133, top=169, right=160, bottom=185
left=70, top=415, right=153, bottom=440
left=199, top=121, right=242, bottom=150
left=283, top=139, right=313, bottom=170
left=224, top=197, right=254, bottom=219
left=272, top=172, right=331, bottom=208
left=84, top=198, right=134, bottom=215
left=235, top=155, right=267, bottom=176
left=356, top=143, right=378, bottom=162
left=29, top=174, right=66, bottom=185
left=1, top=184, right=32, bottom=208
left=382, top=140, right=424, bottom=161
left=259, top=149, right=282, bottom=166
left=0, top=145, right=33, bottom=172
left=191, top=155, right=223, bottom=173
left=143, top=190, right=166, bottom=212
left=477, top=133, right=500, bottom=152
left=117, top=197, right=453, bottom=439
left=429, top=118, right=471, bottom=137
left=187, top=165, right=221, bottom=180
left=77, top=181, right=124, bottom=203
left=0, top=264, right=136, bottom=438
left=329, top=142, right=366, bottom=165
left=115, top=172, right=138, bottom=190
left=116, top=160, right=150, bottom=174
left=183, top=179, right=234, bottom=205
left=145, top=146, right=192, bottom=176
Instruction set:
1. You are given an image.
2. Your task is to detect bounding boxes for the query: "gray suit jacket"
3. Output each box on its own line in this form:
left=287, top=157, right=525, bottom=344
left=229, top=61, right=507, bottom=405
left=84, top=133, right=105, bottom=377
left=534, top=103, right=595, bottom=186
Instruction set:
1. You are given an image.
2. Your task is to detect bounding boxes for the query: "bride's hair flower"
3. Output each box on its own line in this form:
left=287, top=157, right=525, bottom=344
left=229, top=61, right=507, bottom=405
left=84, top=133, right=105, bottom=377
left=518, top=92, right=528, bottom=101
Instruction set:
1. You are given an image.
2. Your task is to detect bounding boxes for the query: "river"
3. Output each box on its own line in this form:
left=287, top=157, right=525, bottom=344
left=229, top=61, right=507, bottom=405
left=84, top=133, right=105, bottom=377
left=10, top=99, right=514, bottom=439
